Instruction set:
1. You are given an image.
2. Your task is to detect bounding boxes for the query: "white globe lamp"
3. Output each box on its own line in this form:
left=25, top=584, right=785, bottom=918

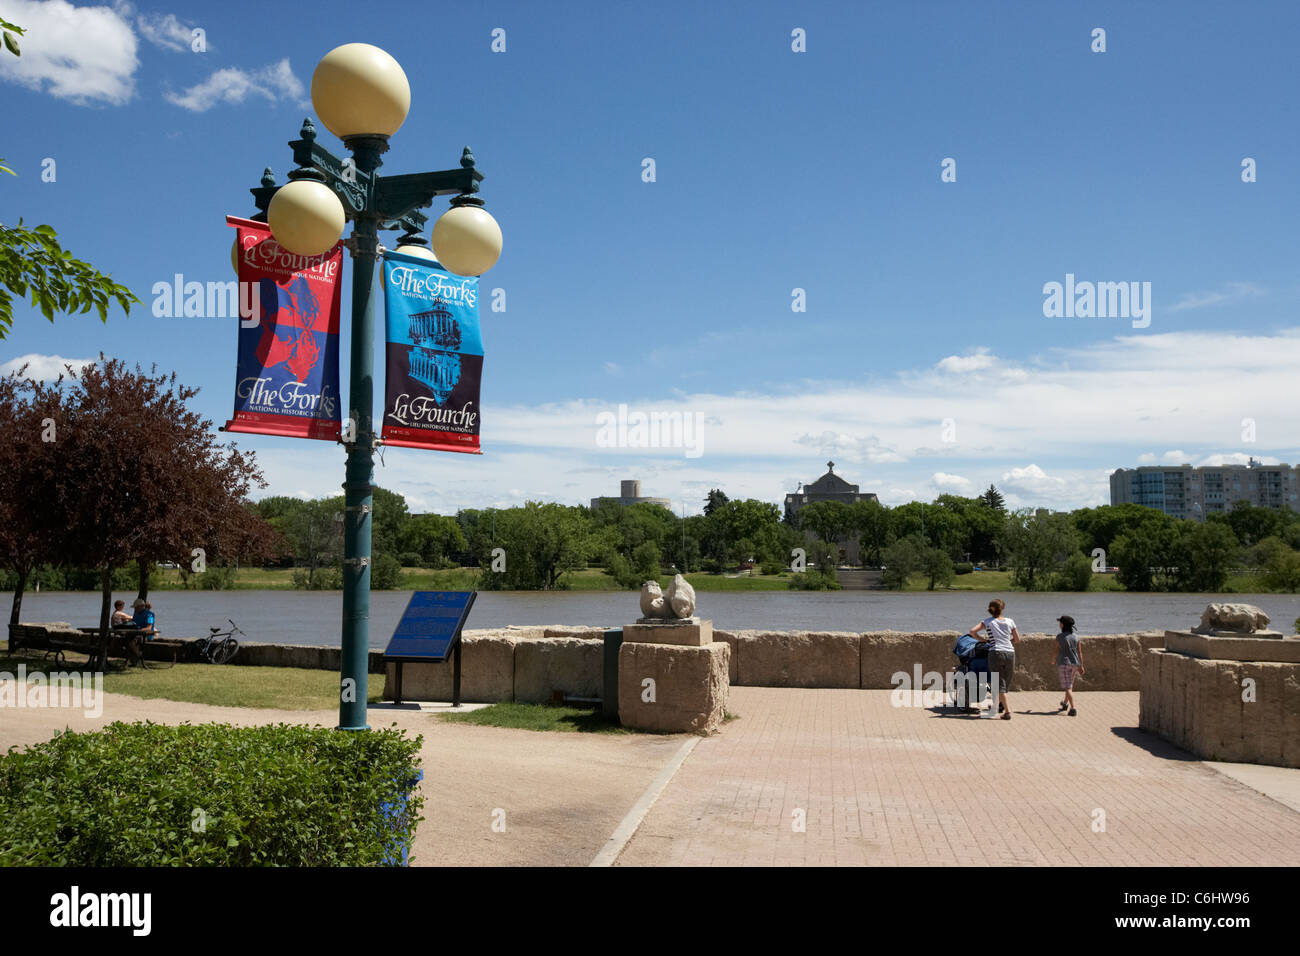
left=311, top=43, right=410, bottom=140
left=431, top=204, right=503, bottom=276
left=267, top=180, right=346, bottom=257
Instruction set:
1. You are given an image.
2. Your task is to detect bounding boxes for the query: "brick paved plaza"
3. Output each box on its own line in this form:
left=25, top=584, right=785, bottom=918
left=616, top=688, right=1300, bottom=866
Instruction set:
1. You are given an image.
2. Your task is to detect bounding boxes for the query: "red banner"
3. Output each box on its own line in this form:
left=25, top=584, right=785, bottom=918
left=224, top=216, right=343, bottom=441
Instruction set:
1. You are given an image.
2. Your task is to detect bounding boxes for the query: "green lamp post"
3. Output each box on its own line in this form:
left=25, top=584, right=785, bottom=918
left=246, top=43, right=503, bottom=730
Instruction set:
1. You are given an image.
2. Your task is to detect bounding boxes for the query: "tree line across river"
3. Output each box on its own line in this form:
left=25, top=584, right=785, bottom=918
left=6, top=358, right=1300, bottom=668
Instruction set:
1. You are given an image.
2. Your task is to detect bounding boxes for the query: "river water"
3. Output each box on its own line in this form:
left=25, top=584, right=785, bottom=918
left=6, top=590, right=1299, bottom=649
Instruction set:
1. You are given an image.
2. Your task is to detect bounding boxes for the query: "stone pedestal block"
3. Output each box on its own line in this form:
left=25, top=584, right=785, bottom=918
left=1139, top=648, right=1300, bottom=768
left=623, top=619, right=712, bottom=646
left=618, top=641, right=729, bottom=735
left=1164, top=630, right=1300, bottom=662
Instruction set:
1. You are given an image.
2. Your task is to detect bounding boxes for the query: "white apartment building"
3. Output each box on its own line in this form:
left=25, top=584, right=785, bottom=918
left=1109, top=458, right=1299, bottom=521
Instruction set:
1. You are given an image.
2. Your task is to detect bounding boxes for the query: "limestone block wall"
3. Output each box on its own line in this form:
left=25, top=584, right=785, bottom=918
left=715, top=629, right=1164, bottom=692
left=376, top=627, right=1165, bottom=703
left=10, top=621, right=1166, bottom=700
left=1139, top=649, right=1300, bottom=768
left=382, top=629, right=608, bottom=704
left=513, top=637, right=603, bottom=703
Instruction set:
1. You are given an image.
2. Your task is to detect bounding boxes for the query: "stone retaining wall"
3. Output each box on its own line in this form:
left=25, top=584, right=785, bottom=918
left=382, top=627, right=1165, bottom=702
left=715, top=629, right=1165, bottom=692
left=7, top=622, right=1167, bottom=698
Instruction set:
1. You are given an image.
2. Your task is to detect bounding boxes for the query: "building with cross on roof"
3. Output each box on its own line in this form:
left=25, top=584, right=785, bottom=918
left=784, top=462, right=879, bottom=521
left=784, top=462, right=880, bottom=567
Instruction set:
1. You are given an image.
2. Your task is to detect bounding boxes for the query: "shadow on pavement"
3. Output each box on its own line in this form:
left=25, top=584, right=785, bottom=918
left=1111, top=725, right=1198, bottom=761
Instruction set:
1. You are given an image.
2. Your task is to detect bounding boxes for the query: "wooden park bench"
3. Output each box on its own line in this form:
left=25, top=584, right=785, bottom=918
left=74, top=628, right=185, bottom=667
left=7, top=623, right=180, bottom=668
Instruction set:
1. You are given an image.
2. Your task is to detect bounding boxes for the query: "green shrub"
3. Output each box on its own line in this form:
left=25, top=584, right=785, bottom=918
left=954, top=562, right=974, bottom=575
left=603, top=553, right=640, bottom=589
left=0, top=721, right=424, bottom=866
left=292, top=566, right=342, bottom=590
left=398, top=552, right=423, bottom=568
left=180, top=564, right=237, bottom=590
left=631, top=541, right=661, bottom=582
left=370, top=552, right=403, bottom=589
left=760, top=560, right=784, bottom=576
left=787, top=571, right=840, bottom=590
left=1052, top=553, right=1094, bottom=592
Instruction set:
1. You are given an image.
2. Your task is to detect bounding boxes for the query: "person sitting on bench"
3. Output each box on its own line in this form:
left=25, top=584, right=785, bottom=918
left=131, top=599, right=159, bottom=640
left=112, top=600, right=134, bottom=626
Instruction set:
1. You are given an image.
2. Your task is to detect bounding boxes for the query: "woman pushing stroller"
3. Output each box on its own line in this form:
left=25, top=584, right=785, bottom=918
left=968, top=598, right=1018, bottom=719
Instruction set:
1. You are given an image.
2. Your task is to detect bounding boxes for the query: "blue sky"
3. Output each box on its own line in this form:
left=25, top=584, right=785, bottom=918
left=3, top=0, right=1298, bottom=516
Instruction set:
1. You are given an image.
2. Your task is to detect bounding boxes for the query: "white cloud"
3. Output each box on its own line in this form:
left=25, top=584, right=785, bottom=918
left=999, top=464, right=1066, bottom=497
left=164, top=57, right=304, bottom=111
left=793, top=431, right=906, bottom=464
left=0, top=0, right=138, bottom=104
left=136, top=11, right=193, bottom=52
left=0, top=353, right=95, bottom=379
left=931, top=472, right=972, bottom=491
left=935, top=350, right=996, bottom=374
left=602, top=361, right=622, bottom=376
left=1197, top=452, right=1281, bottom=467
left=1167, top=282, right=1265, bottom=313
left=1161, top=449, right=1190, bottom=464
left=224, top=328, right=1300, bottom=515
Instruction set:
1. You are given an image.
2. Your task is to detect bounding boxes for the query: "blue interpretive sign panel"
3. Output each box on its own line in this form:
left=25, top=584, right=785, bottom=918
left=384, top=591, right=477, bottom=662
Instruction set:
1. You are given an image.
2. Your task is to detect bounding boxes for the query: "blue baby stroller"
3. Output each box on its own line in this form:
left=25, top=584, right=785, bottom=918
left=950, top=633, right=992, bottom=713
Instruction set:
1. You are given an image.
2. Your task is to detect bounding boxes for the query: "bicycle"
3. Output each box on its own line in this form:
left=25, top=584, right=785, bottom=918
left=191, top=619, right=243, bottom=664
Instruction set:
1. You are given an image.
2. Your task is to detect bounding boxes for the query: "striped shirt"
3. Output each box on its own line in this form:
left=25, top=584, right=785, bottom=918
left=983, top=616, right=1016, bottom=652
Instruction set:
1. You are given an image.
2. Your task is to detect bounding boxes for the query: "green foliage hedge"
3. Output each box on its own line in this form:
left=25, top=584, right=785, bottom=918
left=0, top=721, right=424, bottom=866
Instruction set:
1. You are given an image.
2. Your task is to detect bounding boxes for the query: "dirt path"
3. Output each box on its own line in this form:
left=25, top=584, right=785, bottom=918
left=0, top=692, right=684, bottom=867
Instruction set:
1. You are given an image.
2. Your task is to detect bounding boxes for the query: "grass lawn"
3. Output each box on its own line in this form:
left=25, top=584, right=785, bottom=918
left=0, top=642, right=383, bottom=710
left=539, top=568, right=792, bottom=592
left=439, top=701, right=632, bottom=734
left=897, top=569, right=1126, bottom=592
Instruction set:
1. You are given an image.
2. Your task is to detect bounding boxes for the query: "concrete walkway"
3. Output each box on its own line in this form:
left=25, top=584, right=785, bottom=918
left=615, top=687, right=1300, bottom=866
left=4, top=686, right=1297, bottom=867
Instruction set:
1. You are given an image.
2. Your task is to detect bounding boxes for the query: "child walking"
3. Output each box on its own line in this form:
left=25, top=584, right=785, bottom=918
left=1055, top=615, right=1083, bottom=716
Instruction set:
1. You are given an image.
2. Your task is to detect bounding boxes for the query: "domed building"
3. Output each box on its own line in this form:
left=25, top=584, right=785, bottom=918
left=784, top=462, right=879, bottom=567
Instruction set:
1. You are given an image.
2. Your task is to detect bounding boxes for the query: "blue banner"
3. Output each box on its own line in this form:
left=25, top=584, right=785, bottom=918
left=381, top=251, right=483, bottom=453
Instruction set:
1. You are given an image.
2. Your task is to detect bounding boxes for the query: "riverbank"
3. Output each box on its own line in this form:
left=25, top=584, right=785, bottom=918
left=10, top=590, right=1300, bottom=647
left=19, top=566, right=1285, bottom=594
